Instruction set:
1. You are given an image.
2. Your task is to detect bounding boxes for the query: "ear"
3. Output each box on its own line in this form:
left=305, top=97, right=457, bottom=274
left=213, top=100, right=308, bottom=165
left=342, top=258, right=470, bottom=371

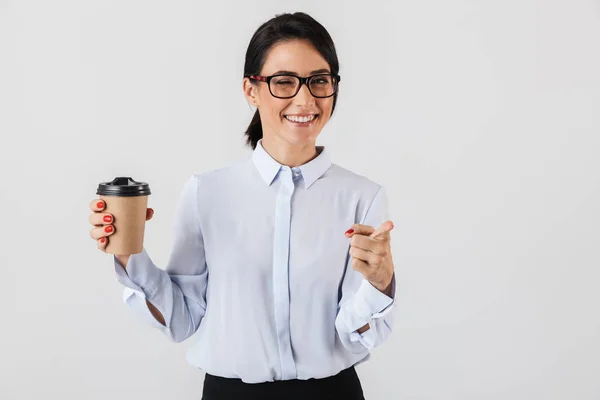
left=243, top=77, right=260, bottom=107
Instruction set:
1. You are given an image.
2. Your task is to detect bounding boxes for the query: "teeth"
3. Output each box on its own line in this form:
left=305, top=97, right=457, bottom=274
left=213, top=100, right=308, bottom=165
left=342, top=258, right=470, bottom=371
left=285, top=115, right=316, bottom=123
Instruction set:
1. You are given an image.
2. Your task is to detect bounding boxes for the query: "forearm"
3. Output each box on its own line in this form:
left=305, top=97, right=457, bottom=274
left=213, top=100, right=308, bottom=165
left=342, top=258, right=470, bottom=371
left=146, top=299, right=166, bottom=326
left=116, top=254, right=130, bottom=269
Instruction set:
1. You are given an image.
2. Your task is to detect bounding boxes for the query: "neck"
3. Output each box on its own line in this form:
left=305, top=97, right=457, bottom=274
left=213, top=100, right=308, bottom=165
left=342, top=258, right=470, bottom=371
left=260, top=135, right=319, bottom=167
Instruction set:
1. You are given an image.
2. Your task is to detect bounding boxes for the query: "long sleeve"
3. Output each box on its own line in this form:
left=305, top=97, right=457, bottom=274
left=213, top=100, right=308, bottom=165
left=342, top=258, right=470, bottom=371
left=113, top=175, right=208, bottom=343
left=335, top=185, right=397, bottom=353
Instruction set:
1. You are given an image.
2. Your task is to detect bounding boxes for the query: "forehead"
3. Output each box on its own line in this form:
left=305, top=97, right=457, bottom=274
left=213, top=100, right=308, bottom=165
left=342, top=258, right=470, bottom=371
left=261, top=39, right=330, bottom=76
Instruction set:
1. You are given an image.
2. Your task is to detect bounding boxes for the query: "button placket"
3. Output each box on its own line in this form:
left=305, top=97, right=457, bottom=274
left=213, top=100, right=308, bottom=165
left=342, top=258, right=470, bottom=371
left=272, top=168, right=297, bottom=380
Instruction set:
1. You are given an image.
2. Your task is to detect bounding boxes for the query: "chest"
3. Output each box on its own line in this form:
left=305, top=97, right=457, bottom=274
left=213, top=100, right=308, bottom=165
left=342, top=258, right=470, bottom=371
left=200, top=184, right=357, bottom=285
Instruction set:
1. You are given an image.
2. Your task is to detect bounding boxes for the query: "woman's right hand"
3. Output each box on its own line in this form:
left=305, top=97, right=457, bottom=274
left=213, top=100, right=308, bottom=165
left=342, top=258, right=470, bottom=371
left=89, top=199, right=154, bottom=253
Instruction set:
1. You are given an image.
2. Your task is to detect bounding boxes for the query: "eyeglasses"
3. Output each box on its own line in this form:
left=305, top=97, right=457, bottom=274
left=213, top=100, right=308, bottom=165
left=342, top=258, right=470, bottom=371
left=246, top=73, right=341, bottom=99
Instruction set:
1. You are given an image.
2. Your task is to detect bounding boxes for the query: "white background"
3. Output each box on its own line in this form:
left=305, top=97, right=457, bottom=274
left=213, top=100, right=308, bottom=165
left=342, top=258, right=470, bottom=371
left=1, top=0, right=599, bottom=399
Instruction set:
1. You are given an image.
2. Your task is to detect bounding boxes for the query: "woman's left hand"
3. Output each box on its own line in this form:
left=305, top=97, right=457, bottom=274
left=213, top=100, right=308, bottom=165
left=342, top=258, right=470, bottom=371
left=346, top=221, right=395, bottom=296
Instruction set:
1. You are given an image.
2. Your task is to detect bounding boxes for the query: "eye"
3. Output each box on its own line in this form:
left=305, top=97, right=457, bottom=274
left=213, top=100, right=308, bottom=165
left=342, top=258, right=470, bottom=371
left=311, top=77, right=332, bottom=85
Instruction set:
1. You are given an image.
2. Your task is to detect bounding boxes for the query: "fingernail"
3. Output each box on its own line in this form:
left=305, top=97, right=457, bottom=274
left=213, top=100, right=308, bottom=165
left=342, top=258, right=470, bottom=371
left=103, top=215, right=112, bottom=223
left=104, top=225, right=113, bottom=233
left=100, top=237, right=106, bottom=243
left=97, top=201, right=104, bottom=208
left=345, top=228, right=354, bottom=235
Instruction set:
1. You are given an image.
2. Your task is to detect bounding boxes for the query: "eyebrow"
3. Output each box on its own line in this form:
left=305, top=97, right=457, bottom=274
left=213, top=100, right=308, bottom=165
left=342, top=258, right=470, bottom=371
left=271, top=69, right=331, bottom=75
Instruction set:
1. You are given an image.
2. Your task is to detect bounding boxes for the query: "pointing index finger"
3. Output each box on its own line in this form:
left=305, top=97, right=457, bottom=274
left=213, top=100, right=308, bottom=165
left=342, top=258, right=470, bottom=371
left=370, top=220, right=394, bottom=238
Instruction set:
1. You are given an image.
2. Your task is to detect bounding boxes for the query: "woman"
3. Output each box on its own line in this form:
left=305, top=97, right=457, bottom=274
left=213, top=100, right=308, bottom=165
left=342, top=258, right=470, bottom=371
left=89, top=12, right=396, bottom=400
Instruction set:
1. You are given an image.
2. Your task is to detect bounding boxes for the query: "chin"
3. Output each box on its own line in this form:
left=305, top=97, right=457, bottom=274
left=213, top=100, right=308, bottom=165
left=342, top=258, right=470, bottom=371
left=284, top=129, right=319, bottom=146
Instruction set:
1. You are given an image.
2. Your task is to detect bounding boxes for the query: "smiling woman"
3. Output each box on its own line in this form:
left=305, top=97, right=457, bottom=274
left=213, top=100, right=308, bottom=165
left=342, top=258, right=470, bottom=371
left=89, top=11, right=396, bottom=400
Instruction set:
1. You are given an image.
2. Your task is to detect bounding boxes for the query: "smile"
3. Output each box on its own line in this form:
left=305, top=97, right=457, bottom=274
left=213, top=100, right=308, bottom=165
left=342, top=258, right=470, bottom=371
left=284, top=114, right=319, bottom=124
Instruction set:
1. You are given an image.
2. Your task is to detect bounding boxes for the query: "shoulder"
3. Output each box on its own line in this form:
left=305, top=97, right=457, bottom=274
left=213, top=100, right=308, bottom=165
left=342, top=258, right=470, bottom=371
left=189, top=155, right=250, bottom=189
left=327, top=162, right=384, bottom=199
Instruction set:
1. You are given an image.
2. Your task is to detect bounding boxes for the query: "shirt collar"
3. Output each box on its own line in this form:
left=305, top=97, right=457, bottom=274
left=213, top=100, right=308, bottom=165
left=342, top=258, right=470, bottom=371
left=252, top=138, right=331, bottom=189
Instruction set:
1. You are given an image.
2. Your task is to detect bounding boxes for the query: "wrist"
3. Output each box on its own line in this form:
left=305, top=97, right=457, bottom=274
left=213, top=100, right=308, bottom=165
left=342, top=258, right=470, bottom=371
left=115, top=254, right=131, bottom=270
left=372, top=275, right=393, bottom=295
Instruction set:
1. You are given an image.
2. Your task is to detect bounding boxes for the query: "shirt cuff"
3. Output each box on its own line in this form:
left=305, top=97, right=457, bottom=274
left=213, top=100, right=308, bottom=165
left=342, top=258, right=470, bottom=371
left=122, top=288, right=167, bottom=330
left=353, top=276, right=395, bottom=321
left=373, top=273, right=396, bottom=318
left=350, top=328, right=377, bottom=348
left=113, top=247, right=165, bottom=299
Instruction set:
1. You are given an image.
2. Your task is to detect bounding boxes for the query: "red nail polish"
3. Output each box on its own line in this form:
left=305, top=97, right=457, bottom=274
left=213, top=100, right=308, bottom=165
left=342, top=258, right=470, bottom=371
left=103, top=215, right=112, bottom=223
left=345, top=228, right=354, bottom=235
left=100, top=237, right=106, bottom=243
left=97, top=201, right=104, bottom=208
left=104, top=225, right=113, bottom=233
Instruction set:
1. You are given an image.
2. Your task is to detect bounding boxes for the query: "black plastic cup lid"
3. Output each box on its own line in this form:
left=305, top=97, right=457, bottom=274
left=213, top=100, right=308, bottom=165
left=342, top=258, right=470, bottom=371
left=97, top=177, right=151, bottom=197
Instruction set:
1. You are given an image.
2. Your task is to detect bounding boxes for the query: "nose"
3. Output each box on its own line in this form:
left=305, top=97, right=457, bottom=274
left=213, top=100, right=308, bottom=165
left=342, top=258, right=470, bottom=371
left=294, top=82, right=316, bottom=106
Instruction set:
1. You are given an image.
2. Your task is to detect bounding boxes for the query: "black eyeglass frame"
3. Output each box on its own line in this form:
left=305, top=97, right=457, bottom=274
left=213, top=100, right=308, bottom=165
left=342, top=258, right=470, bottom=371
left=245, top=73, right=341, bottom=99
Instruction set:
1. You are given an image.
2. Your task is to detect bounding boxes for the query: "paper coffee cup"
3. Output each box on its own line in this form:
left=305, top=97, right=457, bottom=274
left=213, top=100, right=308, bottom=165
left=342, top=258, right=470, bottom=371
left=96, top=177, right=151, bottom=255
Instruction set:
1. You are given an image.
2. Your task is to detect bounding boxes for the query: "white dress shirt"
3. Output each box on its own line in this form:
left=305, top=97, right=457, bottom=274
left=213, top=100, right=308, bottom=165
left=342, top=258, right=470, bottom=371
left=114, top=139, right=396, bottom=383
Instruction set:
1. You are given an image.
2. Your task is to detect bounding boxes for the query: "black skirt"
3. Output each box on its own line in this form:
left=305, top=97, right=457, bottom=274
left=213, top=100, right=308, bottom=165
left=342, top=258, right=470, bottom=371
left=201, top=366, right=365, bottom=400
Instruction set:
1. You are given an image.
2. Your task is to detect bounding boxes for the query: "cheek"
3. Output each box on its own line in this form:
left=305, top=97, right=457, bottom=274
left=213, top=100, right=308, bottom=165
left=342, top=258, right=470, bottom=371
left=260, top=96, right=289, bottom=117
left=318, top=99, right=334, bottom=121
left=258, top=99, right=289, bottom=125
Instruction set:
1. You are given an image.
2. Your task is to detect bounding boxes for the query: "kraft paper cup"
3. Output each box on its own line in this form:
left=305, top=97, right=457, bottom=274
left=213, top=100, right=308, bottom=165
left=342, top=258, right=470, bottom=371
left=96, top=177, right=151, bottom=255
